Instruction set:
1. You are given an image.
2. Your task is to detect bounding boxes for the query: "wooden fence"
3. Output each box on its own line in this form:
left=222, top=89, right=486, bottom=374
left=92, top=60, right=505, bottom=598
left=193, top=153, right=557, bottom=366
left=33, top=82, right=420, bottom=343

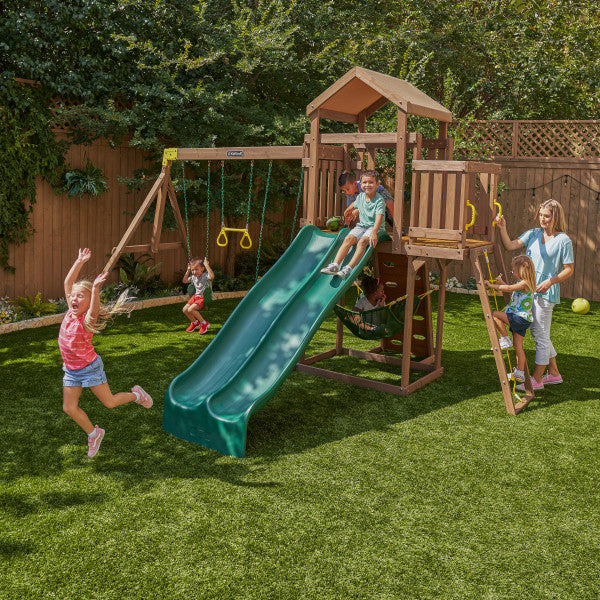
left=2, top=121, right=600, bottom=301
left=1, top=137, right=297, bottom=300
left=447, top=156, right=600, bottom=301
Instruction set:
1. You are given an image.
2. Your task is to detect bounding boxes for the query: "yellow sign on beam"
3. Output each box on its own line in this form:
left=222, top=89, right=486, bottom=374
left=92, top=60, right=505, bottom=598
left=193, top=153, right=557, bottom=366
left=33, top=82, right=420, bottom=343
left=162, top=148, right=178, bottom=165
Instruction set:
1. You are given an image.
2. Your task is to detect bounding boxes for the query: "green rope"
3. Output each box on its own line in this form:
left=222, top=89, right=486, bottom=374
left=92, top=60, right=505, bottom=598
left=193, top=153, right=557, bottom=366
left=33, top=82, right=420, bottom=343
left=255, top=160, right=272, bottom=283
left=245, top=160, right=254, bottom=229
left=206, top=161, right=211, bottom=259
left=290, top=167, right=304, bottom=243
left=181, top=162, right=191, bottom=261
left=220, top=160, right=225, bottom=228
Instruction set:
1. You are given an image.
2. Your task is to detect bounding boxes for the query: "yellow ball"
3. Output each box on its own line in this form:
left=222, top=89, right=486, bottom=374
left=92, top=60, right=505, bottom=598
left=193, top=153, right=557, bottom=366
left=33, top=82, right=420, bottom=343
left=571, top=298, right=590, bottom=315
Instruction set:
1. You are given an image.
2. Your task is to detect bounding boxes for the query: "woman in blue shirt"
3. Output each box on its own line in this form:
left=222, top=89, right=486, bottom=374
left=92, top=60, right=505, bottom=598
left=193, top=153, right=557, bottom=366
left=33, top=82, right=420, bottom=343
left=496, top=199, right=574, bottom=391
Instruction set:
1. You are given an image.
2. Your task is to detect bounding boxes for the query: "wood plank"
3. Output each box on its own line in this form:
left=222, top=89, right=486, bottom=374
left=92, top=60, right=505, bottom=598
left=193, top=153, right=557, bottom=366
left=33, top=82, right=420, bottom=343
left=175, top=146, right=304, bottom=161
left=408, top=227, right=462, bottom=241
left=295, top=363, right=407, bottom=396
left=392, top=109, right=408, bottom=252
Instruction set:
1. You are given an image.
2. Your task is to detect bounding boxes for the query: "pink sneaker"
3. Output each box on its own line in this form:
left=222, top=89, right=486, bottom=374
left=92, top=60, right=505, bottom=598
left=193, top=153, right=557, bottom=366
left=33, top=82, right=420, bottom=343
left=198, top=321, right=210, bottom=335
left=516, top=378, right=544, bottom=392
left=132, top=385, right=153, bottom=408
left=186, top=320, right=200, bottom=332
left=87, top=425, right=105, bottom=458
left=542, top=372, right=563, bottom=385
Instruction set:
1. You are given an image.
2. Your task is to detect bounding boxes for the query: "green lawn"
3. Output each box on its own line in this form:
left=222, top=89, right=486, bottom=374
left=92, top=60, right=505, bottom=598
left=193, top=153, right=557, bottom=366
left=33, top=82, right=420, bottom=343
left=1, top=293, right=599, bottom=600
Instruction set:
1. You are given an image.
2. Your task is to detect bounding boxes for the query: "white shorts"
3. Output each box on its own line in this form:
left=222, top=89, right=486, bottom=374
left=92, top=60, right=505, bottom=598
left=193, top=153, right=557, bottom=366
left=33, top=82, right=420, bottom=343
left=348, top=225, right=375, bottom=240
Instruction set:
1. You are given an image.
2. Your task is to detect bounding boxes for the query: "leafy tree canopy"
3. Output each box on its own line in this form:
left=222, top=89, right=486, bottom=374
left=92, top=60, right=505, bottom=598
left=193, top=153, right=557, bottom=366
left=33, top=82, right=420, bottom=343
left=1, top=0, right=598, bottom=244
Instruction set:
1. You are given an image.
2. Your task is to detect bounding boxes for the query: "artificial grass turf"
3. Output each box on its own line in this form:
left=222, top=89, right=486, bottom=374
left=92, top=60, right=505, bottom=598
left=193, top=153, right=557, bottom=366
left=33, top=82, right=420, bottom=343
left=1, top=293, right=599, bottom=600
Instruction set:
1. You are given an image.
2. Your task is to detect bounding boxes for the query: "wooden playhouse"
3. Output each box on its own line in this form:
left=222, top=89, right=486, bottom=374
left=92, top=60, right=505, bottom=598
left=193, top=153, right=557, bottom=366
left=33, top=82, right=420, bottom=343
left=105, top=67, right=534, bottom=416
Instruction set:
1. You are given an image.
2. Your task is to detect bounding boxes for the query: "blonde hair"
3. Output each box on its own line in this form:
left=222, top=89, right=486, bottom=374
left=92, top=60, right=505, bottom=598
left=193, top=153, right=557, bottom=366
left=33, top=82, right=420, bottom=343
left=74, top=280, right=134, bottom=333
left=512, top=255, right=536, bottom=293
left=536, top=199, right=567, bottom=233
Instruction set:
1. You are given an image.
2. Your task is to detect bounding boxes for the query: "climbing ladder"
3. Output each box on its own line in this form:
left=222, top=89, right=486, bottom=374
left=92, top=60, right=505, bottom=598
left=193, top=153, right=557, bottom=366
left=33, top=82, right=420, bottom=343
left=470, top=247, right=535, bottom=414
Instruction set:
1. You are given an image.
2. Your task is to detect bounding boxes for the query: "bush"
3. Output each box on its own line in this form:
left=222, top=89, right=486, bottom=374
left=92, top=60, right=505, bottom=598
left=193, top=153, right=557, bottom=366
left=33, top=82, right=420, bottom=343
left=10, top=292, right=58, bottom=319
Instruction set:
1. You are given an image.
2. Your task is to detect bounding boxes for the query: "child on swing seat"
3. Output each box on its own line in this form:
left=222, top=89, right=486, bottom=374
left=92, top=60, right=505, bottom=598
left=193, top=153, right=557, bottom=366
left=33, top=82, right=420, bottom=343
left=485, top=255, right=537, bottom=383
left=182, top=257, right=214, bottom=334
left=321, top=170, right=387, bottom=280
left=59, top=248, right=153, bottom=458
left=352, top=275, right=387, bottom=331
left=354, top=275, right=386, bottom=312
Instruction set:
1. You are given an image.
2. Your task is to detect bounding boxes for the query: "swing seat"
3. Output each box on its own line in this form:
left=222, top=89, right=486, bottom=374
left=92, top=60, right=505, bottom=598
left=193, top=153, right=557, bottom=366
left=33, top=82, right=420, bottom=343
left=333, top=295, right=423, bottom=341
left=187, top=284, right=213, bottom=307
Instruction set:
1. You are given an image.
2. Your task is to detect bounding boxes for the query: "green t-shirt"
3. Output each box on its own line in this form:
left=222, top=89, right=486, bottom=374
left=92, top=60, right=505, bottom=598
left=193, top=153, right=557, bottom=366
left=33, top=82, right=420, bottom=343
left=355, top=192, right=386, bottom=235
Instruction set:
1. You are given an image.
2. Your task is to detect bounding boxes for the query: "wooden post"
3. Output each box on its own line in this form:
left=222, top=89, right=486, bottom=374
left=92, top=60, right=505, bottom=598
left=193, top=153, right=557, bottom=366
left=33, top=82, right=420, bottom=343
left=165, top=175, right=190, bottom=252
left=393, top=108, right=408, bottom=252
left=150, top=173, right=167, bottom=254
left=434, top=259, right=447, bottom=370
left=306, top=112, right=321, bottom=225
left=400, top=257, right=423, bottom=389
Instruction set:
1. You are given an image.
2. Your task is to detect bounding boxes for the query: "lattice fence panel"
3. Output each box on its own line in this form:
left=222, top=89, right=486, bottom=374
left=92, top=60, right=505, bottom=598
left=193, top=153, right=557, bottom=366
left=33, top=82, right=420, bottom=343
left=518, top=122, right=600, bottom=158
left=453, top=121, right=514, bottom=158
left=451, top=120, right=600, bottom=159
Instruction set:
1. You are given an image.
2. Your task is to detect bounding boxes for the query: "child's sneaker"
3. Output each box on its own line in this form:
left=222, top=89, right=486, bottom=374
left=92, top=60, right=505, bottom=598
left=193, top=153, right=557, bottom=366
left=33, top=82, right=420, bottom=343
left=87, top=425, right=105, bottom=458
left=198, top=321, right=210, bottom=335
left=186, top=320, right=200, bottom=332
left=337, top=265, right=353, bottom=279
left=510, top=368, right=525, bottom=383
left=321, top=263, right=339, bottom=275
left=499, top=336, right=513, bottom=349
left=132, top=385, right=153, bottom=408
left=516, top=378, right=544, bottom=392
left=542, top=372, right=563, bottom=385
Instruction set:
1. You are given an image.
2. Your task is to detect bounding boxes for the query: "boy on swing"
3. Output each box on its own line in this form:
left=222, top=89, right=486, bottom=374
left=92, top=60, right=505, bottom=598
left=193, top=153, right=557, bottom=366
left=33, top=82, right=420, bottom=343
left=321, top=170, right=387, bottom=279
left=182, top=257, right=214, bottom=334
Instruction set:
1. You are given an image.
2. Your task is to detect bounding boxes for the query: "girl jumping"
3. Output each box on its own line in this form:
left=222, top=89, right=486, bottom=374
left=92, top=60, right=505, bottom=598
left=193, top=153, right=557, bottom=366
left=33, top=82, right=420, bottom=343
left=59, top=248, right=153, bottom=458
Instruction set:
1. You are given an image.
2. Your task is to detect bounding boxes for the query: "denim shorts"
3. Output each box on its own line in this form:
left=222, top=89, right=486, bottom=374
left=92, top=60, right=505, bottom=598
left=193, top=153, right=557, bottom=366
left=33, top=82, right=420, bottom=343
left=507, top=313, right=531, bottom=338
left=63, top=356, right=107, bottom=388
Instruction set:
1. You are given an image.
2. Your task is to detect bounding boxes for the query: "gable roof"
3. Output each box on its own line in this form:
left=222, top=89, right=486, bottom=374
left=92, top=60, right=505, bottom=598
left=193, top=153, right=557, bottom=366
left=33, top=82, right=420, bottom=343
left=306, top=67, right=452, bottom=123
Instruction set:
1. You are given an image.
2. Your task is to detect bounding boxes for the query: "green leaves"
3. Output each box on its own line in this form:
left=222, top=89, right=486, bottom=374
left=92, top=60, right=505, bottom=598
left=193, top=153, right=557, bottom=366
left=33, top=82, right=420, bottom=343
left=62, top=160, right=108, bottom=198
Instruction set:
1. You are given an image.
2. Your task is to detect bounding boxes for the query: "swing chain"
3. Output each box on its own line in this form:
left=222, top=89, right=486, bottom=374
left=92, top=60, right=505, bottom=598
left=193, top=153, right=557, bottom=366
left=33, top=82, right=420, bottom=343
left=255, top=161, right=272, bottom=283
left=206, top=161, right=211, bottom=259
left=290, top=167, right=304, bottom=244
left=181, top=162, right=191, bottom=261
left=245, top=160, right=254, bottom=229
left=220, top=160, right=226, bottom=228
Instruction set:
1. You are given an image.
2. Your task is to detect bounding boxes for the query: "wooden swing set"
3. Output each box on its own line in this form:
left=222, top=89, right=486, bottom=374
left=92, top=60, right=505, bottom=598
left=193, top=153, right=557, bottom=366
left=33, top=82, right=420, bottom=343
left=105, top=67, right=534, bottom=415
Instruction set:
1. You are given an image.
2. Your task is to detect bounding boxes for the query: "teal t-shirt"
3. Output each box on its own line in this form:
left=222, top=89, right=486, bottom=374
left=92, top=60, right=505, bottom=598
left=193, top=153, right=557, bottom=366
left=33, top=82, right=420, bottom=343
left=505, top=289, right=533, bottom=322
left=518, top=228, right=574, bottom=304
left=354, top=192, right=386, bottom=235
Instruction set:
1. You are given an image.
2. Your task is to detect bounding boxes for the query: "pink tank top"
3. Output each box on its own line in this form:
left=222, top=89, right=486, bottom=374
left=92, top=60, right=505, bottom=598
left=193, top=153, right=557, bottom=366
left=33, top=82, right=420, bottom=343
left=58, top=311, right=98, bottom=370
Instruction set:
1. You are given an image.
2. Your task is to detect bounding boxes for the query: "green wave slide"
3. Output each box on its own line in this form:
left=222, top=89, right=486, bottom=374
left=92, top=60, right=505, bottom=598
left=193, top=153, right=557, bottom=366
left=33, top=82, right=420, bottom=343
left=162, top=224, right=374, bottom=457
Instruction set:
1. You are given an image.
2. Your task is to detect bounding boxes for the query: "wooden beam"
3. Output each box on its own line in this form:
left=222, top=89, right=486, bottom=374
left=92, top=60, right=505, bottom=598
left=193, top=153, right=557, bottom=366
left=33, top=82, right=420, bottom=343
left=174, top=146, right=304, bottom=161
left=165, top=176, right=191, bottom=252
left=295, top=363, right=407, bottom=396
left=103, top=170, right=167, bottom=273
left=393, top=108, right=408, bottom=252
left=306, top=112, right=321, bottom=225
left=111, top=242, right=184, bottom=254
left=315, top=109, right=359, bottom=124
left=150, top=181, right=166, bottom=254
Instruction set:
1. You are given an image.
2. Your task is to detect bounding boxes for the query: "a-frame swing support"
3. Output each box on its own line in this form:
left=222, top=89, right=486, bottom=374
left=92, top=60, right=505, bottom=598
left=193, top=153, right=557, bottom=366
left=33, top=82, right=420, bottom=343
left=103, top=145, right=305, bottom=275
left=103, top=161, right=189, bottom=274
